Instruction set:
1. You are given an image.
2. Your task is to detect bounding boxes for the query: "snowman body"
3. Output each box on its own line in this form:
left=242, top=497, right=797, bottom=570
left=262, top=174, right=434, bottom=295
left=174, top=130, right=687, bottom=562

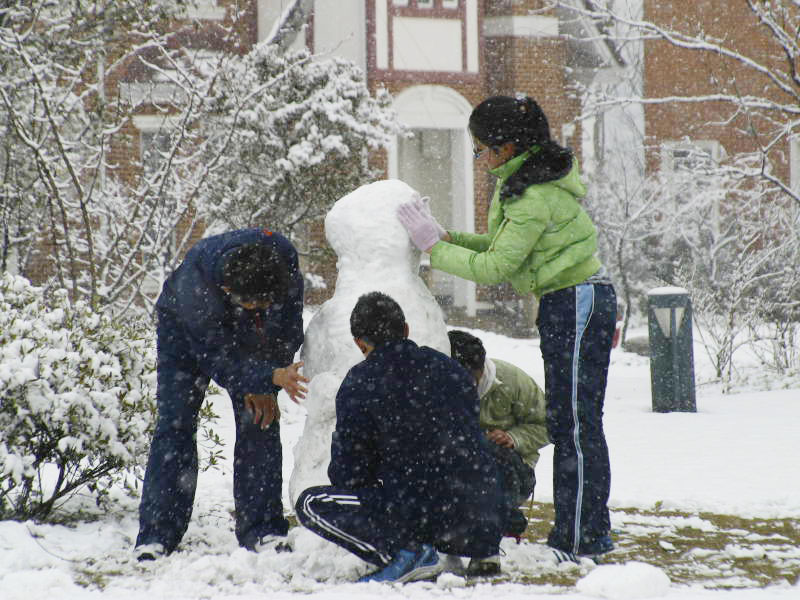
left=289, top=179, right=450, bottom=503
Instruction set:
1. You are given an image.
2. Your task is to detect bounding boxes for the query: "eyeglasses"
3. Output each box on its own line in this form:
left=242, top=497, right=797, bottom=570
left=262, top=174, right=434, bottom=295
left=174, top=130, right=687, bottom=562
left=471, top=136, right=487, bottom=160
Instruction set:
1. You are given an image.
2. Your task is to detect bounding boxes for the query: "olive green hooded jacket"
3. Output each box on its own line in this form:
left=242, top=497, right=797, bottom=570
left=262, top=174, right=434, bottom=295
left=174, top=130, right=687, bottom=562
left=480, top=358, right=549, bottom=468
left=430, top=150, right=601, bottom=299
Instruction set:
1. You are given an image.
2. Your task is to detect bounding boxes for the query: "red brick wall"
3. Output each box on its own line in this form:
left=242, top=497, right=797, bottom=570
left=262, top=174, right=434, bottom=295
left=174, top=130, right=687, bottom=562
left=22, top=1, right=257, bottom=288
left=644, top=0, right=791, bottom=181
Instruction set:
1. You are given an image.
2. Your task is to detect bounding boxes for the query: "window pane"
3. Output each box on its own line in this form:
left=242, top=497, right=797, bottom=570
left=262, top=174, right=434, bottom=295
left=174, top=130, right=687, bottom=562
left=141, top=130, right=172, bottom=176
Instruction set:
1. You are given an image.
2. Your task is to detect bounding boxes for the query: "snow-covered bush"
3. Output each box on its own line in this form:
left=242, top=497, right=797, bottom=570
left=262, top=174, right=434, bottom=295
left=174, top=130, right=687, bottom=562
left=0, top=274, right=157, bottom=520
left=198, top=45, right=402, bottom=247
left=586, top=145, right=800, bottom=388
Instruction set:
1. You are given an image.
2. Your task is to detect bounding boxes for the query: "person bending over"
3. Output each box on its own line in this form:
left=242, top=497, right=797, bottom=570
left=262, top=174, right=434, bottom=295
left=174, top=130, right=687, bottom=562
left=135, top=228, right=308, bottom=560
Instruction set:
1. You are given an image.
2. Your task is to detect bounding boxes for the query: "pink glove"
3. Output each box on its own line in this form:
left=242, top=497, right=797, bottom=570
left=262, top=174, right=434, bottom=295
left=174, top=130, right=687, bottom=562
left=415, top=196, right=448, bottom=239
left=397, top=202, right=442, bottom=252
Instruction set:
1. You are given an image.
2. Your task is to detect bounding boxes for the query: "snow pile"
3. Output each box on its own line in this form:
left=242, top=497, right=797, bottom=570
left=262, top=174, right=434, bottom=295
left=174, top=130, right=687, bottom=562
left=0, top=274, right=156, bottom=519
left=576, top=562, right=670, bottom=599
left=1, top=317, right=800, bottom=599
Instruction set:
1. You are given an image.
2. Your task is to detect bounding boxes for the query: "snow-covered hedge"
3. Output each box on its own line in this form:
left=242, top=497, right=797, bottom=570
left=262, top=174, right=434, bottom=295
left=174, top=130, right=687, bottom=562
left=0, top=274, right=157, bottom=520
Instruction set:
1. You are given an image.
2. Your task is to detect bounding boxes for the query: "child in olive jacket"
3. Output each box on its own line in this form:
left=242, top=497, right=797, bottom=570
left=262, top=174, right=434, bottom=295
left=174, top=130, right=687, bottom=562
left=449, top=329, right=550, bottom=575
left=448, top=330, right=549, bottom=490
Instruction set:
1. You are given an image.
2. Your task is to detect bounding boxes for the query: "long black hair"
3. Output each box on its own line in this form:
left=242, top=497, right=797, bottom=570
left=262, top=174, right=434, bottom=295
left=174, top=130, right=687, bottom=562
left=469, top=95, right=573, bottom=200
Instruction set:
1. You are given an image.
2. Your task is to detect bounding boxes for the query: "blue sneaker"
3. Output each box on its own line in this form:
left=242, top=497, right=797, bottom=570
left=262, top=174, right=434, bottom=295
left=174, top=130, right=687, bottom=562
left=358, top=544, right=442, bottom=583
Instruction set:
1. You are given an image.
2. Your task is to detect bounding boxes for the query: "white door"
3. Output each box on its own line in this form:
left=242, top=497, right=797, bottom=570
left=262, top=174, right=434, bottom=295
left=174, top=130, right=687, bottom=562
left=390, top=85, right=477, bottom=315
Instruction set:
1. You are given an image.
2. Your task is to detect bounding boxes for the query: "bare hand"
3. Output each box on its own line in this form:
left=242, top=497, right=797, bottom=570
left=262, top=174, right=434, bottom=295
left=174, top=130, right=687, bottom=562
left=244, top=393, right=279, bottom=429
left=487, top=429, right=515, bottom=448
left=272, top=361, right=309, bottom=403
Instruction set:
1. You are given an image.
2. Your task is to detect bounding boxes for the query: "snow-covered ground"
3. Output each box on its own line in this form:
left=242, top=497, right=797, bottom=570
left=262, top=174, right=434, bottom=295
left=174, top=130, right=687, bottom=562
left=1, top=319, right=798, bottom=600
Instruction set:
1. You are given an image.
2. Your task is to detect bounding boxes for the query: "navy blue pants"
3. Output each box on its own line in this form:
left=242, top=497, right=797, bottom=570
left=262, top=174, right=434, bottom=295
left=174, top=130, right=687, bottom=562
left=537, top=283, right=616, bottom=555
left=136, top=339, right=288, bottom=553
left=296, top=485, right=502, bottom=565
left=296, top=486, right=395, bottom=566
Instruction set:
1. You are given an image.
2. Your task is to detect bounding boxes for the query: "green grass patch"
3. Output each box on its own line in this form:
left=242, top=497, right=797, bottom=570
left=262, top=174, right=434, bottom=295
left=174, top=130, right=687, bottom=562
left=518, top=502, right=800, bottom=589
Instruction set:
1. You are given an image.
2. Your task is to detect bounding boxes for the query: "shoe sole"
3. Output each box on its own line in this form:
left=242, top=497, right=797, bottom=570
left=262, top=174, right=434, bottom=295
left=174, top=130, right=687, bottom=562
left=396, top=563, right=443, bottom=583
left=136, top=553, right=158, bottom=562
left=134, top=543, right=165, bottom=562
left=466, top=564, right=502, bottom=577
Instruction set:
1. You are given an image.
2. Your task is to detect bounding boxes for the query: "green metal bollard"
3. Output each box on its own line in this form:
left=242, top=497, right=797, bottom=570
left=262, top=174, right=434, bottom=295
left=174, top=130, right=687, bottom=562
left=647, top=287, right=696, bottom=413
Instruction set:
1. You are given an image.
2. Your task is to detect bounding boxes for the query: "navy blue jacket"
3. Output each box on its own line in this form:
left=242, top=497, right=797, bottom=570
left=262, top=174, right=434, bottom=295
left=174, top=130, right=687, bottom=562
left=328, top=339, right=506, bottom=557
left=155, top=229, right=304, bottom=397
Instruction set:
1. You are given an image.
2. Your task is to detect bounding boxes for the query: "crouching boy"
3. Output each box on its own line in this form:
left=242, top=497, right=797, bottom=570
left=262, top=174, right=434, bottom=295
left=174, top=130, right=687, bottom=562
left=296, top=292, right=505, bottom=583
left=448, top=330, right=550, bottom=575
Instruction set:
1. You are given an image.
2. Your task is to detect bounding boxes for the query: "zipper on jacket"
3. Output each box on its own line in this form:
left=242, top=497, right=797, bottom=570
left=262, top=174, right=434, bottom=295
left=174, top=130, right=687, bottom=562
left=488, top=218, right=511, bottom=252
left=254, top=312, right=268, bottom=344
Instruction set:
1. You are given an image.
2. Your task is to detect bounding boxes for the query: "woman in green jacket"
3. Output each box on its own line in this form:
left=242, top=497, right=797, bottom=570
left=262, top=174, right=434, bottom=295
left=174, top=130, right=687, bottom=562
left=398, top=95, right=617, bottom=562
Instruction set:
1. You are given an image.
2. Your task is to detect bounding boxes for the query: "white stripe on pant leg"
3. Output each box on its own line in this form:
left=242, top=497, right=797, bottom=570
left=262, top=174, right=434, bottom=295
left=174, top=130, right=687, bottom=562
left=327, top=494, right=362, bottom=505
left=328, top=494, right=361, bottom=506
left=301, top=491, right=392, bottom=564
left=571, top=283, right=595, bottom=554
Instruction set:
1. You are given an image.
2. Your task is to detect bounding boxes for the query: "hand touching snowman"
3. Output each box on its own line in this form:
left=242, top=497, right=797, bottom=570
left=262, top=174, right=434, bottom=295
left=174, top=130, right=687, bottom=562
left=397, top=195, right=450, bottom=253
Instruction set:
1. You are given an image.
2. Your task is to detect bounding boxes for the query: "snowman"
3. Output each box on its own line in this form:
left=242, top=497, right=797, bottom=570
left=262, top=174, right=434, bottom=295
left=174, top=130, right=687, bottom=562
left=288, top=179, right=451, bottom=503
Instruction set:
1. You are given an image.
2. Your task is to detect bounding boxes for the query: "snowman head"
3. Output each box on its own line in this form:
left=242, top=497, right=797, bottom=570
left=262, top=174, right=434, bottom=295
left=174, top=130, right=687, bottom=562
left=325, top=179, right=421, bottom=269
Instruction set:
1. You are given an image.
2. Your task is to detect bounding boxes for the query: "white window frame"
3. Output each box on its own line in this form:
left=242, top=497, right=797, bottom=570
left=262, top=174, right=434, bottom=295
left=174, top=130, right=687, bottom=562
left=790, top=136, right=800, bottom=193
left=133, top=115, right=179, bottom=297
left=134, top=116, right=179, bottom=176
left=661, top=140, right=725, bottom=174
left=181, top=0, right=226, bottom=20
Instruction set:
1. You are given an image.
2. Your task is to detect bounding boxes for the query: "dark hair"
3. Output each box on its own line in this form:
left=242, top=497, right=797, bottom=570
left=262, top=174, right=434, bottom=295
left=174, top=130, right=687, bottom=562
left=469, top=95, right=551, bottom=151
left=469, top=94, right=574, bottom=199
left=350, top=291, right=406, bottom=347
left=448, top=330, right=486, bottom=372
left=221, top=243, right=289, bottom=303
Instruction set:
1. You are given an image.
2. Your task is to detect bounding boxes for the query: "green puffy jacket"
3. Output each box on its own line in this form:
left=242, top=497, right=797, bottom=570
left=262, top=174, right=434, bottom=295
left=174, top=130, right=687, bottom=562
left=481, top=358, right=549, bottom=468
left=430, top=151, right=601, bottom=299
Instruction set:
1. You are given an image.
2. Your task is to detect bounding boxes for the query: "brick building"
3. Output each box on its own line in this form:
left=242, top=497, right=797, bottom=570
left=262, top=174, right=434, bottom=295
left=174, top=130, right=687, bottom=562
left=111, top=0, right=591, bottom=317
left=9, top=1, right=795, bottom=317
left=123, top=1, right=792, bottom=316
left=643, top=0, right=795, bottom=186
